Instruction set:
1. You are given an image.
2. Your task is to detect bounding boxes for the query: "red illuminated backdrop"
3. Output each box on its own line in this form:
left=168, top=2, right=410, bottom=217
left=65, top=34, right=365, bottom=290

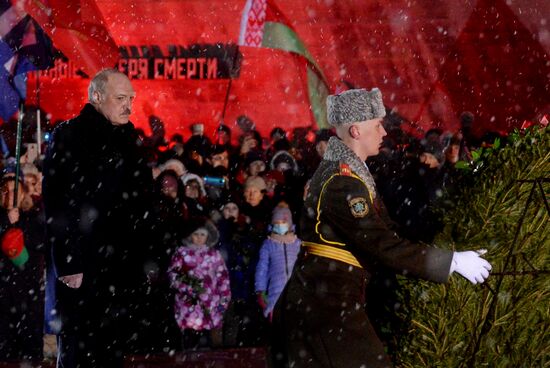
left=23, top=0, right=550, bottom=141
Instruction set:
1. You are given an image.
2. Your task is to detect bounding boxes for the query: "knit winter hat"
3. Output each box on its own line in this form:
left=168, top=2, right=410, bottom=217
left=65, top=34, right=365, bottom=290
left=216, top=124, right=231, bottom=134
left=190, top=123, right=204, bottom=135
left=244, top=151, right=266, bottom=168
left=327, top=88, right=386, bottom=126
left=236, top=115, right=255, bottom=133
left=244, top=175, right=267, bottom=191
left=272, top=205, right=293, bottom=227
left=185, top=134, right=212, bottom=158
left=421, top=141, right=444, bottom=163
left=315, top=129, right=335, bottom=144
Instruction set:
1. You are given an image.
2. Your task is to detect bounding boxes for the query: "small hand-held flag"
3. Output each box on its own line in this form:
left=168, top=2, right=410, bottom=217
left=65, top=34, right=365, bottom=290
left=1, top=227, right=27, bottom=267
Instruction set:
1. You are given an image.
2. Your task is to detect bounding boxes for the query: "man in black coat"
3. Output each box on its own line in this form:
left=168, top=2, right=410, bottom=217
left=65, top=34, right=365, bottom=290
left=43, top=69, right=154, bottom=367
left=271, top=88, right=492, bottom=368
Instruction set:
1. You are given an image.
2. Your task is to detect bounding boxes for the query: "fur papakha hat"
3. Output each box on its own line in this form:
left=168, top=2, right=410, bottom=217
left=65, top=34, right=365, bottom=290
left=326, top=88, right=386, bottom=126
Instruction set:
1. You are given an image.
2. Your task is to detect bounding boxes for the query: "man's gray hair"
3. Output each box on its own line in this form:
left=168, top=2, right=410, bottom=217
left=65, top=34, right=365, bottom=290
left=88, top=68, right=126, bottom=103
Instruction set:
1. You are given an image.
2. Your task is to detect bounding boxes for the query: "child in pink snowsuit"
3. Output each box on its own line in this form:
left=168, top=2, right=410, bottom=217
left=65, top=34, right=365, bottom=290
left=168, top=220, right=231, bottom=349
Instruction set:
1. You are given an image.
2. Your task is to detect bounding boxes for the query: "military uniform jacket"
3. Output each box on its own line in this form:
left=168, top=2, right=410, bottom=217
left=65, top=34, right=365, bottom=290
left=272, top=137, right=453, bottom=368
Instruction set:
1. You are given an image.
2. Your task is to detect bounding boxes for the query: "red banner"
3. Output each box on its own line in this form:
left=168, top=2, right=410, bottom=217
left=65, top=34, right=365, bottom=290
left=23, top=0, right=550, bottom=141
left=23, top=0, right=119, bottom=76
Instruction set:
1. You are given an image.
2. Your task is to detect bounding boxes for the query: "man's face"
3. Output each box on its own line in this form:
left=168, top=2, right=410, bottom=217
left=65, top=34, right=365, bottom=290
left=210, top=151, right=229, bottom=169
left=24, top=174, right=40, bottom=196
left=94, top=74, right=136, bottom=125
left=446, top=144, right=460, bottom=163
left=248, top=160, right=266, bottom=176
left=420, top=152, right=440, bottom=169
left=357, top=118, right=387, bottom=157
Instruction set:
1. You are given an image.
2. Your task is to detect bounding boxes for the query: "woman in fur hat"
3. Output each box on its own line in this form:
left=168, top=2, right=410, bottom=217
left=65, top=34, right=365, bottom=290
left=167, top=219, right=231, bottom=350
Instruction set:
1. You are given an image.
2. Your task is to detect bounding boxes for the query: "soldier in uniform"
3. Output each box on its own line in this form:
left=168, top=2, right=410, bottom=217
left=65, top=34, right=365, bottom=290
left=271, top=88, right=492, bottom=368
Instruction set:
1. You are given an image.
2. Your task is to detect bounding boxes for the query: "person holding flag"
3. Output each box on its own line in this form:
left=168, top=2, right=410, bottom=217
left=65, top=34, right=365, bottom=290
left=0, top=1, right=54, bottom=362
left=0, top=173, right=47, bottom=362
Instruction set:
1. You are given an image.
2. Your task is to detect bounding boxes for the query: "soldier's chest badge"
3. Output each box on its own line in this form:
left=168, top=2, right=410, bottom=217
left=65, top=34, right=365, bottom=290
left=349, top=197, right=369, bottom=218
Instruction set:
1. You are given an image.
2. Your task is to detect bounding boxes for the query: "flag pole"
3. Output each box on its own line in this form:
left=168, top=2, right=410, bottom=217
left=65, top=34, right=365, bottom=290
left=13, top=100, right=24, bottom=207
left=220, top=77, right=233, bottom=123
left=36, top=72, right=41, bottom=156
left=220, top=44, right=240, bottom=124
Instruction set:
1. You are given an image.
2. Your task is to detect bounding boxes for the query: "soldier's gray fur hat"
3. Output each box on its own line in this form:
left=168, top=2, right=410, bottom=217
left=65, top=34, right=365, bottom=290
left=326, top=88, right=386, bottom=126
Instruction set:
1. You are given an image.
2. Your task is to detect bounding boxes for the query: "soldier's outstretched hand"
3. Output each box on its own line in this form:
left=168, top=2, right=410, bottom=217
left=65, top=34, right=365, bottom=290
left=450, top=249, right=492, bottom=284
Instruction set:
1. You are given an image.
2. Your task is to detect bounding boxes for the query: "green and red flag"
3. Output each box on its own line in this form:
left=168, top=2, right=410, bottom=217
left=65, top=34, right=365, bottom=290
left=1, top=227, right=27, bottom=267
left=239, top=0, right=330, bottom=129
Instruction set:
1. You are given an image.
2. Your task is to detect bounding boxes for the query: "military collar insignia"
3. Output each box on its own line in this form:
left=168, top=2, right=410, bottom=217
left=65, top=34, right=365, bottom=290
left=324, top=137, right=378, bottom=198
left=339, top=163, right=351, bottom=176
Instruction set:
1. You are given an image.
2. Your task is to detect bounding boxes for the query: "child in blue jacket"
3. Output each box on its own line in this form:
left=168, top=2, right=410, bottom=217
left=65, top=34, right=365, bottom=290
left=255, top=203, right=301, bottom=318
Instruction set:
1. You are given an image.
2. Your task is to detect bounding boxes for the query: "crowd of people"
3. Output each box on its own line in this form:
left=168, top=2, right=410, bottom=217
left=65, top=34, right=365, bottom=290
left=0, top=69, right=497, bottom=366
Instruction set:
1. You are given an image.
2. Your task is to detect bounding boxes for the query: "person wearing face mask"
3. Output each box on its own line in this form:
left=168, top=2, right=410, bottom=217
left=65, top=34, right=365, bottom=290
left=254, top=203, right=301, bottom=320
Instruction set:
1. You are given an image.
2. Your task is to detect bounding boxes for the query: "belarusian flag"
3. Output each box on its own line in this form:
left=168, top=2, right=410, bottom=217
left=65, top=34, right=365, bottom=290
left=239, top=0, right=330, bottom=129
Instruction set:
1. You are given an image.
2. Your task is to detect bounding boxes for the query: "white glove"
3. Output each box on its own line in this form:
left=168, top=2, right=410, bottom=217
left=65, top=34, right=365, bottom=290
left=449, top=249, right=492, bottom=284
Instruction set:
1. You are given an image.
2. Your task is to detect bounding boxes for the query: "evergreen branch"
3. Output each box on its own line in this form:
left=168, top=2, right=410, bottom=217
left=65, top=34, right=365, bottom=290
left=466, top=180, right=539, bottom=367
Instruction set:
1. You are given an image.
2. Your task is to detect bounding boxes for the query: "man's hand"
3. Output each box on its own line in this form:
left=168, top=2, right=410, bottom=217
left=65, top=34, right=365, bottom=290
left=240, top=136, right=257, bottom=155
left=7, top=208, right=19, bottom=224
left=58, top=273, right=84, bottom=289
left=450, top=249, right=492, bottom=284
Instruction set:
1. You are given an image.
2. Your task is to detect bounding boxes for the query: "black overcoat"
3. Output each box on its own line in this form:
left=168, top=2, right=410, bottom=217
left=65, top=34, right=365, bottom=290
left=42, top=104, right=154, bottom=340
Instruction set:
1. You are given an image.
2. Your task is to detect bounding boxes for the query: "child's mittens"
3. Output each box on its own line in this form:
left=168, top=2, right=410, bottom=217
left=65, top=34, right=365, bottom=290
left=256, top=291, right=268, bottom=310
